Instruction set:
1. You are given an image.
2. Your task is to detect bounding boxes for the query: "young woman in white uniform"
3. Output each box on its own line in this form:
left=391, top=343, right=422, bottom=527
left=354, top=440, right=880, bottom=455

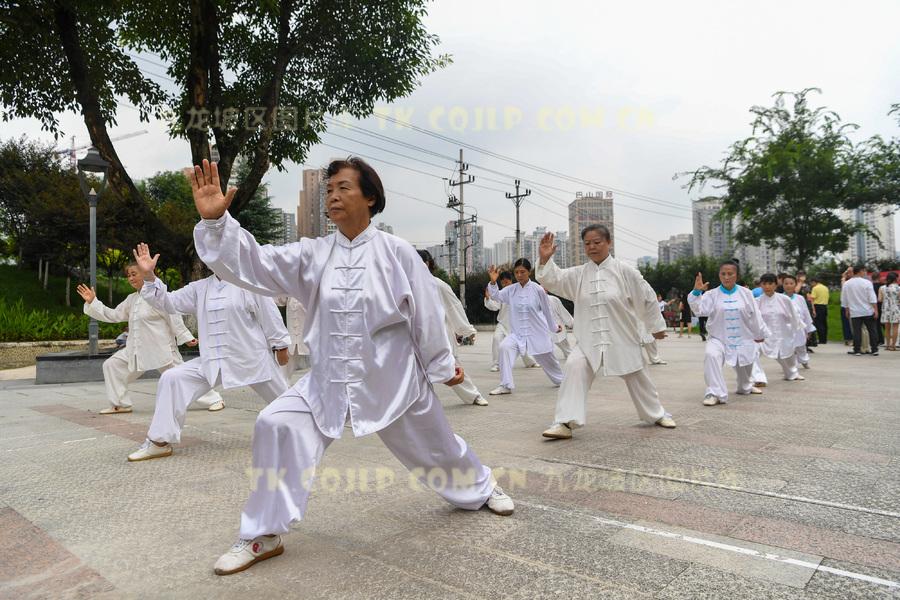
left=486, top=258, right=564, bottom=395
left=755, top=273, right=805, bottom=381
left=484, top=271, right=538, bottom=371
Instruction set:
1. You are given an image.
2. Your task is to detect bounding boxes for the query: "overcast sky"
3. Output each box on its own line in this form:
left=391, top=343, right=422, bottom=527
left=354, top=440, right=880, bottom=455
left=5, top=0, right=899, bottom=263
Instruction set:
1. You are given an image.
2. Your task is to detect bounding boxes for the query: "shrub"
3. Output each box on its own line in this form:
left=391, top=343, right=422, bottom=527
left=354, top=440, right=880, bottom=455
left=0, top=298, right=121, bottom=342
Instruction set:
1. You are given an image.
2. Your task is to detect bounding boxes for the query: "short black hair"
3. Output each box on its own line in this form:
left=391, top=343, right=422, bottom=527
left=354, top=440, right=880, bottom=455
left=782, top=274, right=797, bottom=283
left=887, top=272, right=898, bottom=284
left=852, top=264, right=867, bottom=274
left=581, top=224, right=611, bottom=241
left=513, top=258, right=532, bottom=271
left=760, top=273, right=777, bottom=284
left=719, top=259, right=740, bottom=275
left=499, top=270, right=513, bottom=282
left=326, top=156, right=386, bottom=216
left=417, top=249, right=435, bottom=273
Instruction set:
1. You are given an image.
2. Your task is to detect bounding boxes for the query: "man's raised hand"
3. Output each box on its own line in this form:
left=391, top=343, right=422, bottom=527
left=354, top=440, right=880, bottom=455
left=488, top=264, right=500, bottom=283
left=184, top=159, right=237, bottom=220
left=539, top=232, right=556, bottom=264
left=133, top=243, right=160, bottom=282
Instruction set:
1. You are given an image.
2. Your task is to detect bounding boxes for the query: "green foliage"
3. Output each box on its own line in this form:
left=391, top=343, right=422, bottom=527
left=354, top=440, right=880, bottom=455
left=639, top=255, right=756, bottom=299
left=680, top=89, right=894, bottom=270
left=0, top=298, right=121, bottom=342
left=232, top=158, right=283, bottom=244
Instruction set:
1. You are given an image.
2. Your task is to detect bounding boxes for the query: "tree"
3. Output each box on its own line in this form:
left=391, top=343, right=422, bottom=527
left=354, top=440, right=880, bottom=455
left=118, top=0, right=449, bottom=215
left=230, top=158, right=283, bottom=244
left=98, top=247, right=129, bottom=304
left=679, top=89, right=873, bottom=270
left=639, top=255, right=757, bottom=300
left=849, top=103, right=900, bottom=212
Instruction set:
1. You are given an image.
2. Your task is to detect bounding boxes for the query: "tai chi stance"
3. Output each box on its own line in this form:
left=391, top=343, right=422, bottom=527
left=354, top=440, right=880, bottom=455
left=782, top=274, right=816, bottom=369
left=536, top=226, right=675, bottom=440
left=187, top=158, right=513, bottom=575
left=418, top=249, right=488, bottom=406
left=77, top=264, right=223, bottom=414
left=688, top=262, right=768, bottom=406
left=486, top=258, right=564, bottom=395
left=755, top=273, right=805, bottom=381
left=128, top=248, right=291, bottom=462
left=484, top=272, right=538, bottom=371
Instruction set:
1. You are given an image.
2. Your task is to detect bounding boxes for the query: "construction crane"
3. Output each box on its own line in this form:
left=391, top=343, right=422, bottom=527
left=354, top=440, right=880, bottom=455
left=54, top=130, right=149, bottom=171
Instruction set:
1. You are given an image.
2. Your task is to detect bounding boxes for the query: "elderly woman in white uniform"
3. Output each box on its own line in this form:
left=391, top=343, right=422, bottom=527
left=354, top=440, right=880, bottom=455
left=418, top=249, right=488, bottom=406
left=688, top=261, right=769, bottom=406
left=484, top=271, right=538, bottom=371
left=127, top=258, right=292, bottom=462
left=755, top=273, right=805, bottom=381
left=76, top=264, right=223, bottom=414
left=486, top=258, right=564, bottom=395
left=186, top=158, right=513, bottom=576
left=536, top=226, right=675, bottom=440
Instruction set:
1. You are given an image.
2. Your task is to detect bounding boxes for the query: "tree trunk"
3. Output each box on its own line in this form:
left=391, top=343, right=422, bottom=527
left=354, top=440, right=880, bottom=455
left=43, top=262, right=49, bottom=290
left=108, top=273, right=114, bottom=304
left=37, top=257, right=42, bottom=279
left=65, top=275, right=71, bottom=307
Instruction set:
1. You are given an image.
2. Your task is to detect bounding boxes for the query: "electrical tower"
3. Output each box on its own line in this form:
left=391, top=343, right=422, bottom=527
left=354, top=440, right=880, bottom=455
left=448, top=149, right=475, bottom=309
left=506, top=179, right=531, bottom=258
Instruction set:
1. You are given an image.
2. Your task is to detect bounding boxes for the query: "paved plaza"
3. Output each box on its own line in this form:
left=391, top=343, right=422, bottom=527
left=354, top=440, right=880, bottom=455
left=1, top=335, right=898, bottom=599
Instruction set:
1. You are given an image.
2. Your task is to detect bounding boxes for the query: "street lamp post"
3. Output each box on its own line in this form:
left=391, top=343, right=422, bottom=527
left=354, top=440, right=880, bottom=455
left=76, top=147, right=110, bottom=356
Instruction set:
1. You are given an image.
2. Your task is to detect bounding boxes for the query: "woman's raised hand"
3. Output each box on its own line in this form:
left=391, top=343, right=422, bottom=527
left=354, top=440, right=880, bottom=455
left=133, top=243, right=160, bottom=281
left=184, top=159, right=237, bottom=220
left=488, top=265, right=500, bottom=283
left=76, top=284, right=96, bottom=304
left=538, top=232, right=556, bottom=264
left=693, top=272, right=708, bottom=291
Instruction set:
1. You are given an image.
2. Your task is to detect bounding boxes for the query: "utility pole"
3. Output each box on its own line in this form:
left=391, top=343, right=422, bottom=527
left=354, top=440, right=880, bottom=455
left=506, top=179, right=531, bottom=258
left=448, top=149, right=474, bottom=309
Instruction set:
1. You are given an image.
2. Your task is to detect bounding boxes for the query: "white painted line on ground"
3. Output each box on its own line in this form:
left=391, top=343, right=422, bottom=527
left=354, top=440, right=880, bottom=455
left=521, top=501, right=900, bottom=590
left=63, top=437, right=97, bottom=444
left=537, top=456, right=900, bottom=519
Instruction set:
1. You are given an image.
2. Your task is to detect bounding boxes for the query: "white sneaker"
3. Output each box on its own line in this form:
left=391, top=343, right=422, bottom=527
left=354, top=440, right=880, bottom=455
left=472, top=395, right=489, bottom=406
left=489, top=385, right=511, bottom=396
left=214, top=535, right=283, bottom=575
left=749, top=386, right=763, bottom=395
left=702, top=394, right=721, bottom=406
left=489, top=365, right=500, bottom=372
left=484, top=486, right=514, bottom=516
left=787, top=375, right=805, bottom=381
left=542, top=423, right=572, bottom=439
left=650, top=359, right=668, bottom=365
left=753, top=381, right=767, bottom=387
left=655, top=416, right=677, bottom=428
left=207, top=400, right=225, bottom=412
left=127, top=439, right=172, bottom=462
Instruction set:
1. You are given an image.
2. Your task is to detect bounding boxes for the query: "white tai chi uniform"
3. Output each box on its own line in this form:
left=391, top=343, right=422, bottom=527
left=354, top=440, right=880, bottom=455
left=787, top=293, right=816, bottom=366
left=486, top=279, right=564, bottom=390
left=83, top=293, right=222, bottom=409
left=484, top=295, right=537, bottom=369
left=548, top=295, right=574, bottom=359
left=432, top=276, right=484, bottom=404
left=756, top=292, right=803, bottom=380
left=140, top=276, right=291, bottom=443
left=688, top=286, right=768, bottom=402
left=194, top=214, right=494, bottom=539
left=750, top=356, right=768, bottom=385
left=537, top=256, right=669, bottom=427
left=275, top=296, right=309, bottom=380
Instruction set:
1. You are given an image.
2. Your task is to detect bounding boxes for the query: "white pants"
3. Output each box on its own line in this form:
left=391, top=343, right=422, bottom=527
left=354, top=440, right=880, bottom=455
left=642, top=340, right=662, bottom=364
left=238, top=386, right=494, bottom=538
left=794, top=344, right=810, bottom=366
left=491, top=327, right=536, bottom=368
left=101, top=350, right=221, bottom=409
left=704, top=339, right=754, bottom=401
left=554, top=345, right=665, bottom=426
left=750, top=357, right=768, bottom=385
left=498, top=336, right=563, bottom=390
left=556, top=338, right=572, bottom=359
left=147, top=358, right=287, bottom=444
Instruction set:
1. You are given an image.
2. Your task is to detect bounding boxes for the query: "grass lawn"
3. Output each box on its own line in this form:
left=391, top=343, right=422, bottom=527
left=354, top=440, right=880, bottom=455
left=0, top=264, right=132, bottom=316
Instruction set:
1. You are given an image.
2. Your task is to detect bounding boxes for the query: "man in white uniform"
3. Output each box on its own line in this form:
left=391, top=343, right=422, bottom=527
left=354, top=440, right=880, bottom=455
left=756, top=273, right=805, bottom=381
left=187, top=158, right=513, bottom=575
left=536, top=226, right=676, bottom=440
left=484, top=272, right=538, bottom=371
left=127, top=256, right=292, bottom=461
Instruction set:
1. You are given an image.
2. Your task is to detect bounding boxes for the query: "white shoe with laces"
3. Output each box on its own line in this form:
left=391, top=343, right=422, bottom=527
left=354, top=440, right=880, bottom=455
left=472, top=395, right=489, bottom=406
left=484, top=486, right=514, bottom=516
left=542, top=423, right=573, bottom=439
left=489, top=385, right=511, bottom=396
left=214, top=535, right=284, bottom=575
left=207, top=400, right=225, bottom=412
left=127, top=439, right=172, bottom=462
left=702, top=394, right=721, bottom=406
